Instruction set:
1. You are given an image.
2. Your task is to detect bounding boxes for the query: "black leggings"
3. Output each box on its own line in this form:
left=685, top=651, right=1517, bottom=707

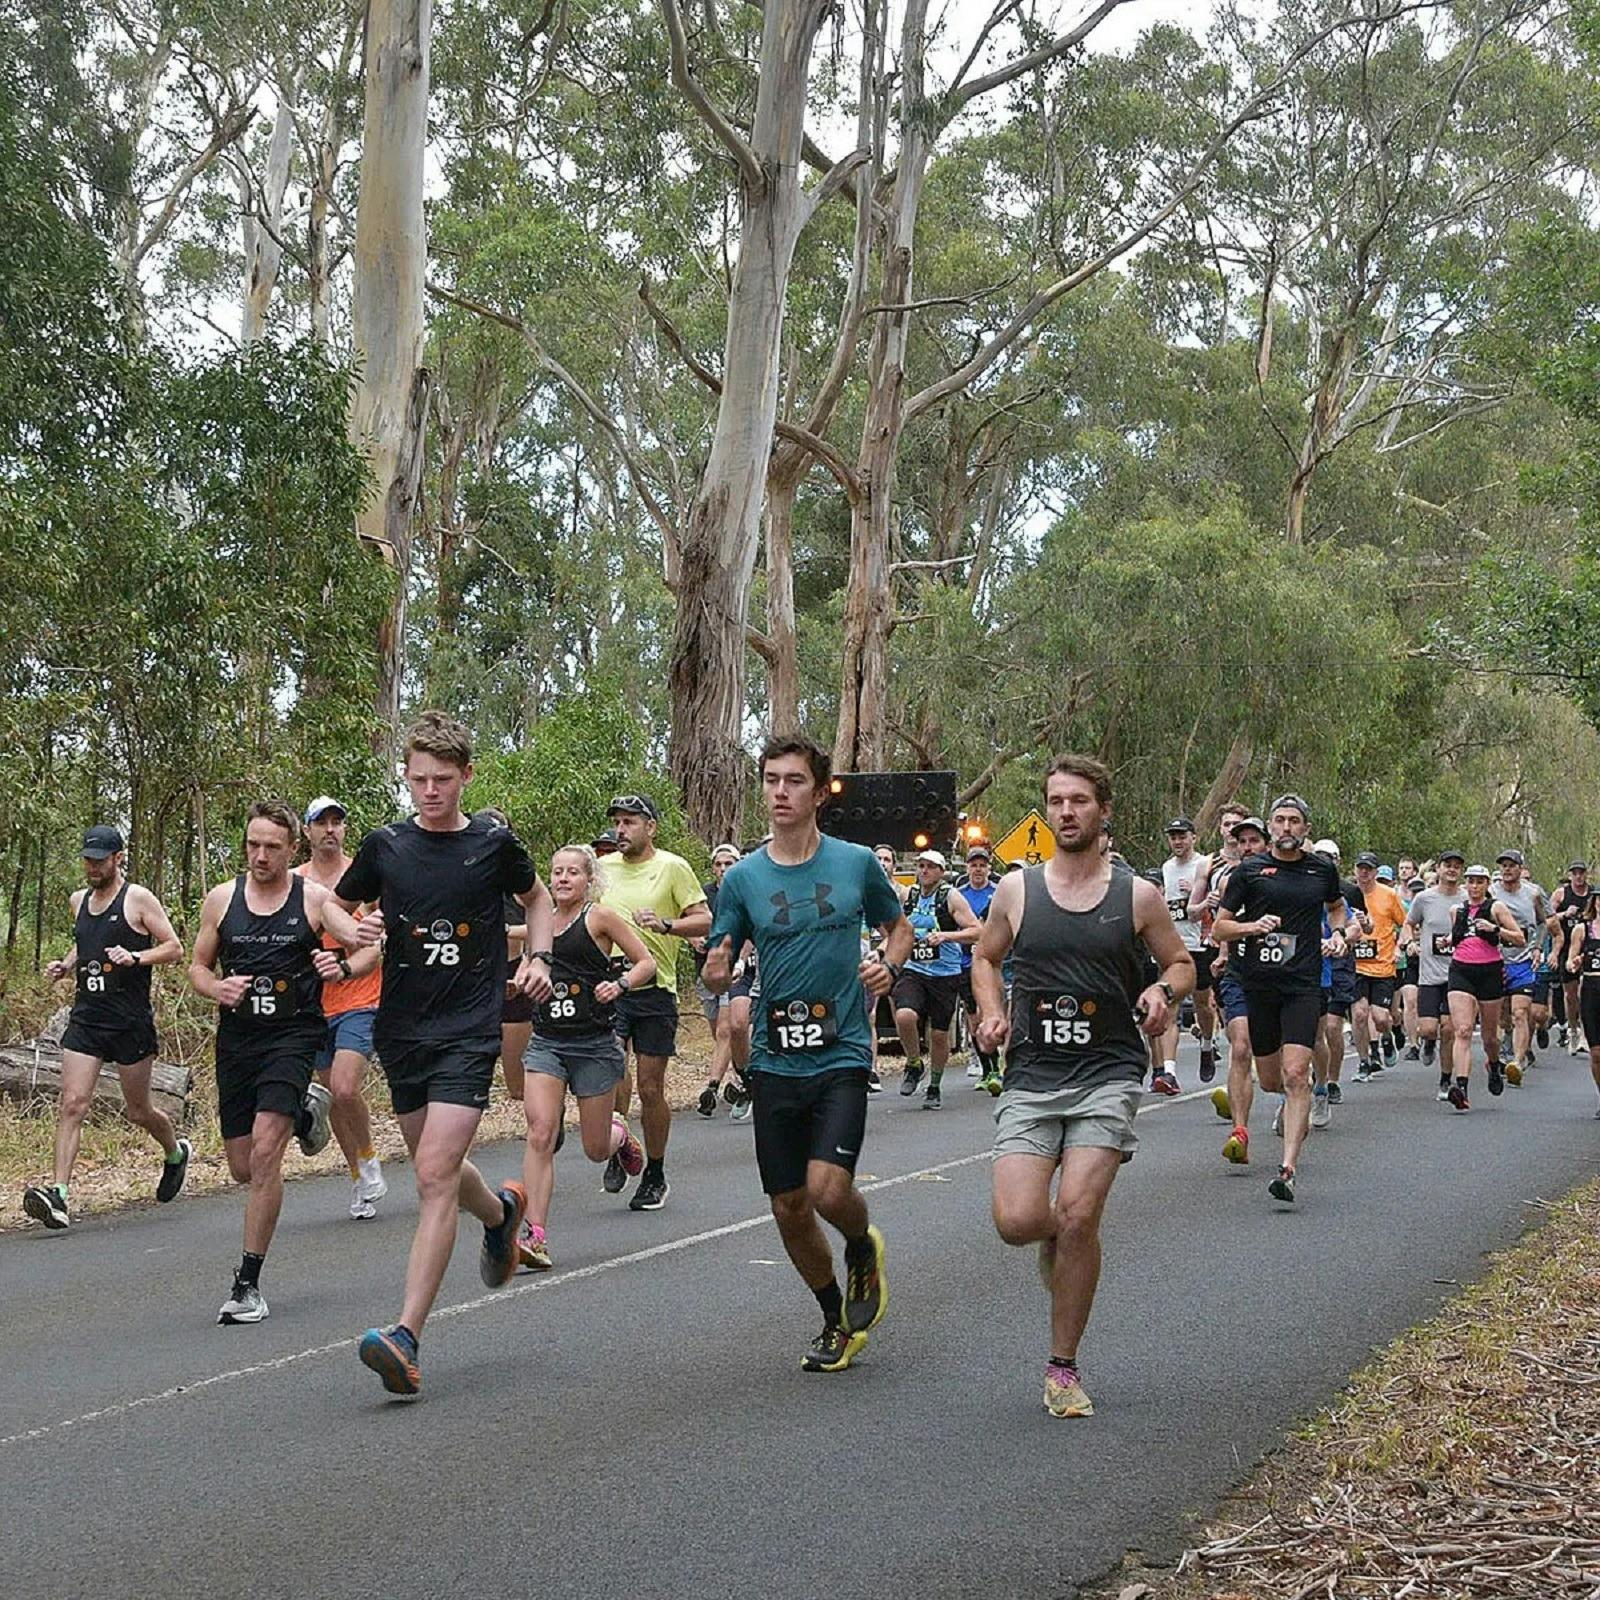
left=1581, top=981, right=1600, bottom=1046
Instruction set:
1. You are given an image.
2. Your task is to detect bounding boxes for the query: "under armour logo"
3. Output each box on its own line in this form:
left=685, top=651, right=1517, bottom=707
left=769, top=883, right=835, bottom=924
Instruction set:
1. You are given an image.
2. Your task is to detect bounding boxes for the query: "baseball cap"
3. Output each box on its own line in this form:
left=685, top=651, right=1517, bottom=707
left=1465, top=864, right=1491, bottom=879
left=917, top=849, right=947, bottom=868
left=1271, top=792, right=1311, bottom=820
left=966, top=844, right=991, bottom=860
left=607, top=793, right=659, bottom=821
left=304, top=795, right=346, bottom=823
left=711, top=843, right=741, bottom=863
left=1312, top=838, right=1340, bottom=861
left=1355, top=851, right=1380, bottom=869
left=1407, top=876, right=1426, bottom=891
left=1376, top=865, right=1395, bottom=883
left=1570, top=860, right=1590, bottom=872
left=590, top=828, right=621, bottom=853
left=1496, top=848, right=1525, bottom=866
left=1438, top=847, right=1465, bottom=863
left=1165, top=816, right=1194, bottom=834
left=1229, top=815, right=1266, bottom=836
left=81, top=825, right=124, bottom=859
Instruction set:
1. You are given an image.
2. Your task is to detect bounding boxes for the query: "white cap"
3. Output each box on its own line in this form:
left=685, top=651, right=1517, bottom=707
left=916, top=849, right=947, bottom=868
left=304, top=796, right=346, bottom=823
left=1312, top=838, right=1340, bottom=861
left=1465, top=863, right=1491, bottom=879
left=711, top=843, right=741, bottom=863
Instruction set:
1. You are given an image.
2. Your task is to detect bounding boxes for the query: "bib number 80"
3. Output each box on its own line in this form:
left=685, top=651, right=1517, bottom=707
left=1257, top=944, right=1286, bottom=964
left=423, top=941, right=461, bottom=966
left=1041, top=1018, right=1092, bottom=1046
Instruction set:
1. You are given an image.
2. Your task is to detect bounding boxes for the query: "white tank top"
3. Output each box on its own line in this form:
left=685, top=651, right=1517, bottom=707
left=1162, top=855, right=1205, bottom=951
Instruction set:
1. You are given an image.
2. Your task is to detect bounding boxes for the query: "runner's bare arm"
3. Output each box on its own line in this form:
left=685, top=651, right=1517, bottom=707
left=935, top=887, right=982, bottom=946
left=187, top=884, right=247, bottom=1006
left=121, top=886, right=183, bottom=966
left=45, top=889, right=85, bottom=978
left=592, top=905, right=658, bottom=994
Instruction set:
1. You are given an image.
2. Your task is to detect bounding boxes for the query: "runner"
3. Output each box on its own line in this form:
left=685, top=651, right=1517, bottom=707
left=1212, top=795, right=1350, bottom=1205
left=1549, top=861, right=1591, bottom=1054
left=1406, top=850, right=1466, bottom=1096
left=1159, top=816, right=1219, bottom=1090
left=26, top=826, right=189, bottom=1231
left=1397, top=871, right=1424, bottom=1059
left=892, top=849, right=981, bottom=1109
left=1493, top=849, right=1548, bottom=1084
left=693, top=844, right=743, bottom=1117
left=187, top=801, right=338, bottom=1323
left=321, top=711, right=555, bottom=1395
left=1313, top=841, right=1359, bottom=1104
left=866, top=843, right=902, bottom=1093
left=957, top=844, right=1004, bottom=1095
left=1564, top=901, right=1600, bottom=1115
left=1350, top=851, right=1406, bottom=1081
left=975, top=753, right=1193, bottom=1418
left=1210, top=813, right=1268, bottom=1162
left=518, top=845, right=655, bottom=1270
left=296, top=797, right=387, bottom=1221
left=1442, top=865, right=1524, bottom=1108
left=598, top=794, right=711, bottom=1211
left=703, top=733, right=910, bottom=1373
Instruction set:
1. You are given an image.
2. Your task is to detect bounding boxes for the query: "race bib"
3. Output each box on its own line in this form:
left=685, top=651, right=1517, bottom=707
left=1252, top=932, right=1298, bottom=966
left=1025, top=992, right=1105, bottom=1049
left=1352, top=939, right=1378, bottom=963
left=538, top=979, right=596, bottom=1029
left=1432, top=933, right=1454, bottom=956
left=911, top=938, right=938, bottom=964
left=77, top=959, right=120, bottom=997
left=240, top=973, right=299, bottom=1024
left=1167, top=896, right=1189, bottom=923
left=766, top=999, right=839, bottom=1053
left=405, top=916, right=484, bottom=970
left=1584, top=948, right=1600, bottom=978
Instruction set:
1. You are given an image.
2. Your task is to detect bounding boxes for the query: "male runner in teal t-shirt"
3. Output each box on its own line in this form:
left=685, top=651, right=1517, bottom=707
left=706, top=733, right=910, bottom=1373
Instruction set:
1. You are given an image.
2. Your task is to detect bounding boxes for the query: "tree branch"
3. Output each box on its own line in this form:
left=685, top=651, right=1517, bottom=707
left=660, top=0, right=765, bottom=193
left=944, top=0, right=1133, bottom=117
left=801, top=146, right=871, bottom=226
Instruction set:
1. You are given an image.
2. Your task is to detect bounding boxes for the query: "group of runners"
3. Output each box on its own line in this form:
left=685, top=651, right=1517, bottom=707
left=22, top=717, right=1600, bottom=1419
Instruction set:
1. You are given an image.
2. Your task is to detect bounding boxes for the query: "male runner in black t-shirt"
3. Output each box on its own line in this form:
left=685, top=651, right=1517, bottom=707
left=322, top=712, right=554, bottom=1396
left=1213, top=793, right=1348, bottom=1206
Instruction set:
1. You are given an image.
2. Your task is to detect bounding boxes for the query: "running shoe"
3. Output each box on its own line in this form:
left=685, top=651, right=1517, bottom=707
left=1381, top=1033, right=1397, bottom=1065
left=866, top=1070, right=883, bottom=1095
left=1559, top=1024, right=1570, bottom=1049
left=982, top=1070, right=1004, bottom=1096
left=1437, top=1079, right=1451, bottom=1101
left=479, top=1181, right=527, bottom=1287
left=1404, top=1044, right=1420, bottom=1061
left=518, top=1219, right=552, bottom=1271
left=697, top=1083, right=719, bottom=1117
left=1043, top=1360, right=1093, bottom=1418
left=1447, top=1082, right=1470, bottom=1111
left=218, top=1280, right=268, bottom=1324
left=921, top=1083, right=942, bottom=1111
left=358, top=1155, right=388, bottom=1204
left=1150, top=1072, right=1180, bottom=1096
left=358, top=1325, right=420, bottom=1396
left=1210, top=1087, right=1232, bottom=1120
left=1199, top=1046, right=1217, bottom=1084
left=965, top=1060, right=982, bottom=1078
left=1573, top=1031, right=1588, bottom=1057
left=1505, top=1059, right=1524, bottom=1088
left=629, top=1172, right=669, bottom=1211
left=899, top=1063, right=925, bottom=1097
left=22, top=1184, right=69, bottom=1230
left=722, top=1075, right=746, bottom=1105
left=729, top=1099, right=752, bottom=1123
left=1353, top=1064, right=1372, bottom=1084
left=1310, top=1090, right=1331, bottom=1130
left=296, top=1081, right=333, bottom=1157
left=1326, top=1082, right=1343, bottom=1106
left=1268, top=1166, right=1296, bottom=1204
left=156, top=1138, right=193, bottom=1204
left=602, top=1151, right=626, bottom=1193
left=1522, top=1049, right=1536, bottom=1074
left=1536, top=1025, right=1550, bottom=1050
left=971, top=1068, right=988, bottom=1090
left=1367, top=1059, right=1385, bottom=1079
left=1036, top=1236, right=1057, bottom=1291
left=1222, top=1126, right=1249, bottom=1164
left=801, top=1324, right=866, bottom=1373
left=1271, top=1099, right=1284, bottom=1136
left=349, top=1180, right=376, bottom=1221
left=844, top=1224, right=888, bottom=1333
left=1487, top=1062, right=1505, bottom=1096
left=1423, top=1039, right=1437, bottom=1066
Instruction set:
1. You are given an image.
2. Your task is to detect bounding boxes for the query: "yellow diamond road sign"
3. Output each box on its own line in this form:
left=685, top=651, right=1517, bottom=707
left=993, top=810, right=1055, bottom=867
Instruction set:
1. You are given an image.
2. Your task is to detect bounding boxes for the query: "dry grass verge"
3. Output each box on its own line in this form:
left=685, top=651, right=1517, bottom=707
left=1099, top=1179, right=1600, bottom=1600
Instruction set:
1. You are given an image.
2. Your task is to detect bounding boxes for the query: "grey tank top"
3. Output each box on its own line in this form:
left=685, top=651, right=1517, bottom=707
left=1006, top=865, right=1148, bottom=1092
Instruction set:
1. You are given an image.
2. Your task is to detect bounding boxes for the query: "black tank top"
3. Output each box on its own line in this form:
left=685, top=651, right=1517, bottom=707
left=534, top=907, right=620, bottom=1038
left=1006, top=865, right=1147, bottom=1092
left=72, top=881, right=154, bottom=1030
left=217, top=875, right=324, bottom=1036
left=1579, top=923, right=1600, bottom=982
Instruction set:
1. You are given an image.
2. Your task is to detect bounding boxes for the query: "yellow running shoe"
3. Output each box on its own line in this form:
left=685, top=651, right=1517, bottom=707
left=801, top=1325, right=867, bottom=1372
left=1222, top=1125, right=1249, bottom=1164
left=1044, top=1361, right=1093, bottom=1418
left=1211, top=1087, right=1233, bottom=1120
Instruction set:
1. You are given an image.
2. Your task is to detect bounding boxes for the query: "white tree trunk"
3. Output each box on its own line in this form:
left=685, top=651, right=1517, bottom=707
left=241, top=77, right=297, bottom=344
left=349, top=0, right=432, bottom=747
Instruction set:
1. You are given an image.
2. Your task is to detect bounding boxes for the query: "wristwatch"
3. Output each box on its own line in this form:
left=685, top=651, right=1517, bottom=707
left=1157, top=979, right=1177, bottom=1005
left=529, top=950, right=553, bottom=963
left=882, top=959, right=904, bottom=982
left=336, top=954, right=353, bottom=979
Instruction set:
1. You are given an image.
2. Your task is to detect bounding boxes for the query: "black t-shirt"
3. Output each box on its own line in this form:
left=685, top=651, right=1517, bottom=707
left=1221, top=851, right=1342, bottom=993
left=337, top=815, right=536, bottom=1048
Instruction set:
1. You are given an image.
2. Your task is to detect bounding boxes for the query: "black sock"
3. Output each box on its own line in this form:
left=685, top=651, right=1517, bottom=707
left=237, top=1250, right=265, bottom=1288
left=1455, top=1074, right=1469, bottom=1088
left=814, top=1280, right=843, bottom=1327
left=644, top=1158, right=664, bottom=1181
left=844, top=1228, right=872, bottom=1260
left=1048, top=1353, right=1078, bottom=1371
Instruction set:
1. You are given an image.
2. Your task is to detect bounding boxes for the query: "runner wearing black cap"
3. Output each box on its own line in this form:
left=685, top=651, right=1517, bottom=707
left=1493, top=849, right=1548, bottom=1082
left=599, top=794, right=711, bottom=1212
left=1212, top=794, right=1349, bottom=1204
left=1159, top=817, right=1219, bottom=1089
left=1549, top=861, right=1592, bottom=1053
left=1406, top=851, right=1466, bottom=1095
left=25, top=827, right=189, bottom=1231
left=189, top=801, right=340, bottom=1323
left=1349, top=852, right=1406, bottom=1080
left=319, top=712, right=555, bottom=1394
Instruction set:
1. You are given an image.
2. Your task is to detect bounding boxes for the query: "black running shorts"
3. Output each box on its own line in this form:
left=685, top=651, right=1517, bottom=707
left=1185, top=944, right=1217, bottom=992
left=1354, top=975, right=1396, bottom=1010
left=612, top=986, right=679, bottom=1059
left=1241, top=987, right=1321, bottom=1056
left=892, top=969, right=959, bottom=1032
left=1447, top=959, right=1504, bottom=1004
left=1581, top=980, right=1600, bottom=1046
left=61, top=1016, right=158, bottom=1067
left=215, top=1033, right=317, bottom=1140
left=750, top=1068, right=869, bottom=1196
left=1417, top=982, right=1449, bottom=1020
left=381, top=1037, right=498, bottom=1116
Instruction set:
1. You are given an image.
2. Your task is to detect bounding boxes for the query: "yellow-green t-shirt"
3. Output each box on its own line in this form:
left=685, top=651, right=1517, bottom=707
left=599, top=850, right=706, bottom=992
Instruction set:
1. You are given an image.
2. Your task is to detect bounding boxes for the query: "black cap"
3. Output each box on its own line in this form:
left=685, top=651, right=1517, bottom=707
left=1355, top=851, right=1380, bottom=869
left=1230, top=814, right=1267, bottom=836
left=590, top=828, right=621, bottom=853
left=1496, top=848, right=1524, bottom=866
left=966, top=844, right=991, bottom=860
left=1407, top=876, right=1426, bottom=891
left=607, top=793, right=659, bottom=821
left=1569, top=860, right=1590, bottom=873
left=1437, top=848, right=1465, bottom=862
left=1165, top=816, right=1195, bottom=834
left=81, top=825, right=124, bottom=859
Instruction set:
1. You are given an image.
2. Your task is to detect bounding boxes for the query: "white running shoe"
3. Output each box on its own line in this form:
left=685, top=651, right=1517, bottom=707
left=1310, top=1092, right=1331, bottom=1130
left=297, top=1082, right=333, bottom=1156
left=1271, top=1099, right=1285, bottom=1136
left=965, top=1061, right=982, bottom=1077
left=358, top=1155, right=387, bottom=1204
left=349, top=1180, right=377, bottom=1221
left=218, top=1282, right=268, bottom=1324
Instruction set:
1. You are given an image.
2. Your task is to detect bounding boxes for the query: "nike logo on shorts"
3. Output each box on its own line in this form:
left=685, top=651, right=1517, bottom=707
left=835, top=1145, right=858, bottom=1157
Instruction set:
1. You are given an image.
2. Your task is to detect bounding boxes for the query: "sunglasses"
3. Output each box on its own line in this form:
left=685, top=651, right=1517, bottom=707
left=608, top=795, right=654, bottom=817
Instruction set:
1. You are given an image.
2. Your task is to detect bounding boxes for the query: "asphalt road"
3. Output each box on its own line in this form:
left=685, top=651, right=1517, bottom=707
left=2, top=1039, right=1596, bottom=1600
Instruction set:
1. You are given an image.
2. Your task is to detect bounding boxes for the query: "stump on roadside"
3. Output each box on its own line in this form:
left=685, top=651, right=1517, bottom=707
left=0, top=1009, right=193, bottom=1126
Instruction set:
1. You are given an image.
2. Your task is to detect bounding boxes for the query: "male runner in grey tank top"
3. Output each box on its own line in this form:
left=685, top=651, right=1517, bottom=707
left=973, top=754, right=1193, bottom=1418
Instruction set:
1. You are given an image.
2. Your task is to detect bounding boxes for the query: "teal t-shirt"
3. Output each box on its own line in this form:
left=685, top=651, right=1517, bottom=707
left=710, top=835, right=903, bottom=1078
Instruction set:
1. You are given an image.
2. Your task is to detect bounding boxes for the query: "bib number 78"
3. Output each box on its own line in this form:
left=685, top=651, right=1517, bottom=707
left=423, top=941, right=461, bottom=966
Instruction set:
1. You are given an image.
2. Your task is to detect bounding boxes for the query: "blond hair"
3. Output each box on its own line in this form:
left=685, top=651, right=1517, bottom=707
left=552, top=843, right=605, bottom=902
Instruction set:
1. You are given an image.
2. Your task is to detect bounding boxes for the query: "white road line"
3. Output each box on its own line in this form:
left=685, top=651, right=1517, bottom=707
left=0, top=1086, right=1206, bottom=1450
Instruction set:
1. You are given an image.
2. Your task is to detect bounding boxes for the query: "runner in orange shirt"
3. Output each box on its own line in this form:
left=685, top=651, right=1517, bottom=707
left=1350, top=852, right=1408, bottom=1082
